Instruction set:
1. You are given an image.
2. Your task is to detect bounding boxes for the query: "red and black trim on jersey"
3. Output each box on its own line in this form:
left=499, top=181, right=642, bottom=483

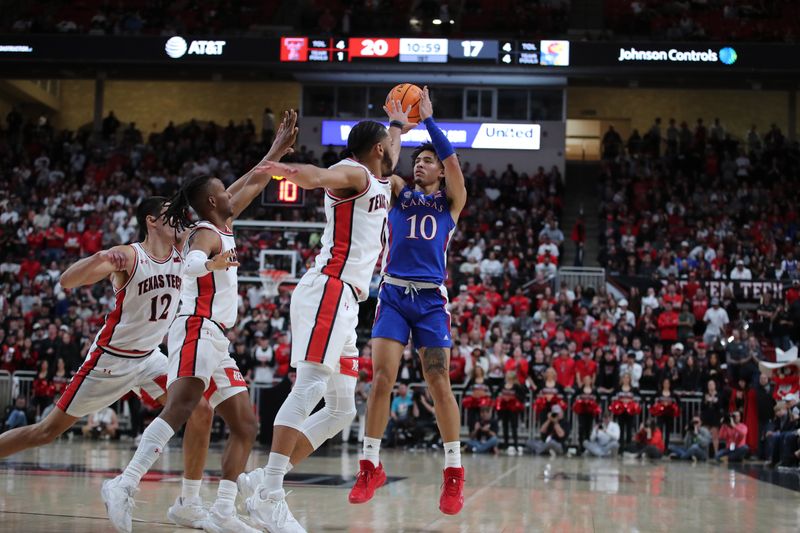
left=56, top=348, right=103, bottom=413
left=95, top=245, right=140, bottom=351
left=321, top=199, right=356, bottom=279
left=135, top=242, right=174, bottom=264
left=194, top=271, right=216, bottom=318
left=304, top=277, right=345, bottom=364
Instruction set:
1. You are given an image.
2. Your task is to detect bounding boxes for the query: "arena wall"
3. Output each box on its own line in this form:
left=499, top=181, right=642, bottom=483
left=568, top=86, right=791, bottom=140
left=57, top=79, right=302, bottom=133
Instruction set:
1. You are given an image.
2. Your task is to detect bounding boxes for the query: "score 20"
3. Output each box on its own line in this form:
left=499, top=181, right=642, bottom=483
left=348, top=38, right=400, bottom=59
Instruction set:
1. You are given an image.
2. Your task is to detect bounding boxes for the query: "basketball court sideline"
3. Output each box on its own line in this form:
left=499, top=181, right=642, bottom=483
left=1, top=440, right=798, bottom=532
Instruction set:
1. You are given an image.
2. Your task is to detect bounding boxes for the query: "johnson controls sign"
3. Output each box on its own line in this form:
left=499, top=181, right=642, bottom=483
left=617, top=46, right=737, bottom=65
left=165, top=36, right=226, bottom=58
left=321, top=120, right=541, bottom=150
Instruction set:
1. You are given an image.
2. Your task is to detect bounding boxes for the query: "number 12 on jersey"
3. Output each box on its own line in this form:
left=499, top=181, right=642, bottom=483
left=406, top=214, right=437, bottom=240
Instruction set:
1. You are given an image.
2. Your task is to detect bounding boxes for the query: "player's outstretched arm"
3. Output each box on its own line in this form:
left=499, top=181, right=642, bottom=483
left=384, top=99, right=416, bottom=173
left=279, top=162, right=368, bottom=193
left=419, top=86, right=467, bottom=221
left=229, top=110, right=300, bottom=219
left=184, top=228, right=240, bottom=278
left=60, top=245, right=134, bottom=289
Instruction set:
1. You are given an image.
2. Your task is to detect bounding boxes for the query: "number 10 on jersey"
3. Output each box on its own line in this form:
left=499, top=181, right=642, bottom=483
left=406, top=214, right=437, bottom=240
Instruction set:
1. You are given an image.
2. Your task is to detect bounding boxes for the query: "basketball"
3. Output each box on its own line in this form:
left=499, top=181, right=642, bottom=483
left=386, top=83, right=422, bottom=123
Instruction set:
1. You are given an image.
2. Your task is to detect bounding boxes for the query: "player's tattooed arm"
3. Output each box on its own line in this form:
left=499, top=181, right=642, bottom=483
left=60, top=245, right=134, bottom=290
left=421, top=347, right=449, bottom=377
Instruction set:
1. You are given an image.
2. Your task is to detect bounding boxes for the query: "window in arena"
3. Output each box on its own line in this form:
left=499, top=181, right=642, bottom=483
left=428, top=87, right=463, bottom=119
left=336, top=86, right=368, bottom=118
left=302, top=86, right=335, bottom=117
left=465, top=88, right=494, bottom=119
left=497, top=89, right=529, bottom=120
left=529, top=90, right=564, bottom=121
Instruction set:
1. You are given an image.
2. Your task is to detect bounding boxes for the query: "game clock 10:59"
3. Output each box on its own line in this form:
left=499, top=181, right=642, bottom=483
left=261, top=178, right=305, bottom=207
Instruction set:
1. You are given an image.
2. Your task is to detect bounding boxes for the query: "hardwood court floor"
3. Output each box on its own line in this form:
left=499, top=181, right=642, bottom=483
left=0, top=438, right=798, bottom=532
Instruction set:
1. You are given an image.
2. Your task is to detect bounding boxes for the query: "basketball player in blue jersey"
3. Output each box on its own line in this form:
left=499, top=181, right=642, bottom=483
left=349, top=87, right=468, bottom=514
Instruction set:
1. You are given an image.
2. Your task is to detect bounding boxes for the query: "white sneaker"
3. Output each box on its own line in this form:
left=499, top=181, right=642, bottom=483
left=168, top=496, right=208, bottom=529
left=506, top=447, right=516, bottom=456
left=237, top=468, right=265, bottom=501
left=516, top=446, right=526, bottom=454
left=101, top=476, right=136, bottom=533
left=246, top=488, right=306, bottom=533
left=202, top=507, right=261, bottom=533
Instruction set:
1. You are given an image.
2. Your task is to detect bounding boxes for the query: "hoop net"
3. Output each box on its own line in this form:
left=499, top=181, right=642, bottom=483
left=259, top=269, right=289, bottom=299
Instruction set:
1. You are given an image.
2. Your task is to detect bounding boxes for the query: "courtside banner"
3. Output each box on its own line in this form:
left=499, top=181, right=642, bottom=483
left=321, top=120, right=541, bottom=150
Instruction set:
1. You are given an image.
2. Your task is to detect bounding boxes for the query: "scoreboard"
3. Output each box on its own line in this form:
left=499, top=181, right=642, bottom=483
left=279, top=37, right=570, bottom=66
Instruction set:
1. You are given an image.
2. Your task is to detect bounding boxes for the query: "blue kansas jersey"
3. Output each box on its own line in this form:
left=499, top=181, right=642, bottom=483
left=373, top=185, right=456, bottom=348
left=384, top=186, right=456, bottom=285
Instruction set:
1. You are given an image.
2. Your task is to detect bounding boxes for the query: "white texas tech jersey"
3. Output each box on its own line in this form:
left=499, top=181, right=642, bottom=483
left=179, top=221, right=238, bottom=328
left=311, top=158, right=391, bottom=300
left=93, top=242, right=183, bottom=357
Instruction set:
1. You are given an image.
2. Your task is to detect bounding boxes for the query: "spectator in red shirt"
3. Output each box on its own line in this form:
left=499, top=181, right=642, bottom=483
left=449, top=351, right=467, bottom=384
left=504, top=347, right=529, bottom=385
left=662, top=283, right=684, bottom=309
left=571, top=318, right=590, bottom=348
left=80, top=223, right=103, bottom=255
left=692, top=288, right=709, bottom=324
left=43, top=223, right=66, bottom=261
left=63, top=222, right=82, bottom=256
left=508, top=287, right=531, bottom=317
left=624, top=419, right=665, bottom=459
left=575, top=345, right=598, bottom=386
left=714, top=411, right=750, bottom=462
left=273, top=333, right=291, bottom=377
left=552, top=348, right=576, bottom=390
left=787, top=280, right=800, bottom=307
left=358, top=344, right=374, bottom=383
left=657, top=301, right=680, bottom=343
left=18, top=250, right=42, bottom=282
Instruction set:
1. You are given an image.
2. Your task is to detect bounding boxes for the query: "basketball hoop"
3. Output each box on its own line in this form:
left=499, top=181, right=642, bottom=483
left=259, top=269, right=289, bottom=299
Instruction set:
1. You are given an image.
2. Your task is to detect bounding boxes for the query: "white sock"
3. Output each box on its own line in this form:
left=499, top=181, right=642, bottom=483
left=181, top=478, right=202, bottom=501
left=444, top=441, right=462, bottom=468
left=213, top=479, right=237, bottom=515
left=286, top=461, right=294, bottom=474
left=263, top=452, right=289, bottom=493
left=121, top=417, right=174, bottom=487
left=363, top=437, right=381, bottom=467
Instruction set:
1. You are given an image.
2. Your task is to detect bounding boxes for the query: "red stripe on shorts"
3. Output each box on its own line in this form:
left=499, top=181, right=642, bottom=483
left=179, top=316, right=204, bottom=377
left=57, top=348, right=103, bottom=413
left=203, top=377, right=218, bottom=400
left=153, top=374, right=168, bottom=394
left=305, top=277, right=345, bottom=364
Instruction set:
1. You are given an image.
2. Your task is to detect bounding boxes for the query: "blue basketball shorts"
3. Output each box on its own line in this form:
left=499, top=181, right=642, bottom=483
left=371, top=282, right=452, bottom=348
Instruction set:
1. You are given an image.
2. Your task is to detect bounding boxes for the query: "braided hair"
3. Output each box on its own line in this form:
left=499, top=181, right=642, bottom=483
left=162, top=175, right=215, bottom=231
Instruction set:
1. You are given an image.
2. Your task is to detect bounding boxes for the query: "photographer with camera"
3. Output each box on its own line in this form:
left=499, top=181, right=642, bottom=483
left=714, top=411, right=749, bottom=463
left=81, top=406, right=119, bottom=440
left=464, top=406, right=500, bottom=454
left=526, top=404, right=570, bottom=456
left=623, top=419, right=665, bottom=459
left=668, top=416, right=712, bottom=462
left=583, top=410, right=621, bottom=457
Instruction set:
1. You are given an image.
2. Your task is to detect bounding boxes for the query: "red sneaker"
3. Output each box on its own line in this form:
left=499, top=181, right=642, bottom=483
left=439, top=466, right=465, bottom=515
left=348, top=460, right=387, bottom=504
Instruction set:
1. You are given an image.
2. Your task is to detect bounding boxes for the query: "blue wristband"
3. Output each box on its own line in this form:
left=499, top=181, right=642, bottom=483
left=423, top=117, right=455, bottom=161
